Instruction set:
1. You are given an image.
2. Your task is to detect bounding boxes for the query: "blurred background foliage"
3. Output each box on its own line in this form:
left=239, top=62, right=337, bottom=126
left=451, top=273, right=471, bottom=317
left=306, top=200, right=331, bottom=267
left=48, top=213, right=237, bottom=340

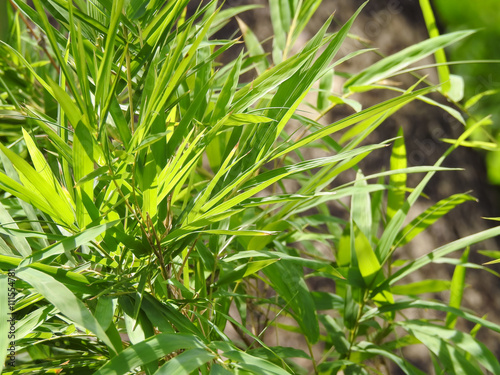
left=433, top=0, right=500, bottom=183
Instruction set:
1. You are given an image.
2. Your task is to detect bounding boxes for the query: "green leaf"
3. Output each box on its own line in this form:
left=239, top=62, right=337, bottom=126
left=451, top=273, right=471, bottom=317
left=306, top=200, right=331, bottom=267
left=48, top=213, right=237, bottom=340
left=383, top=225, right=500, bottom=290
left=272, top=87, right=434, bottom=160
left=134, top=11, right=219, bottom=150
left=222, top=113, right=274, bottom=126
left=19, top=221, right=118, bottom=266
left=374, top=300, right=500, bottom=335
left=354, top=341, right=426, bottom=375
left=209, top=364, right=233, bottom=375
left=264, top=260, right=320, bottom=344
left=0, top=40, right=54, bottom=96
left=223, top=350, right=291, bottom=375
left=464, top=89, right=500, bottom=110
left=154, top=348, right=215, bottom=375
left=211, top=5, right=262, bottom=37
left=16, top=267, right=119, bottom=354
left=29, top=116, right=73, bottom=163
left=15, top=305, right=53, bottom=340
left=269, top=0, right=286, bottom=63
left=95, top=296, right=115, bottom=332
left=387, top=128, right=407, bottom=221
left=201, top=229, right=276, bottom=237
left=396, top=193, right=477, bottom=247
left=247, top=346, right=311, bottom=360
left=343, top=285, right=358, bottom=330
left=346, top=84, right=465, bottom=125
left=31, top=0, right=85, bottom=111
left=94, top=334, right=207, bottom=375
left=247, top=144, right=388, bottom=191
left=419, top=0, right=451, bottom=95
left=231, top=48, right=316, bottom=113
left=22, top=127, right=73, bottom=204
left=126, top=0, right=148, bottom=20
left=211, top=52, right=243, bottom=124
left=95, top=0, right=125, bottom=109
left=399, top=320, right=500, bottom=374
left=377, top=116, right=491, bottom=264
left=344, top=30, right=475, bottom=90
left=67, top=7, right=94, bottom=124
left=0, top=141, right=74, bottom=227
left=236, top=17, right=269, bottom=75
left=353, top=227, right=381, bottom=286
left=0, top=254, right=102, bottom=295
left=263, top=3, right=366, bottom=155
left=222, top=250, right=343, bottom=279
left=391, top=280, right=451, bottom=295
left=440, top=138, right=500, bottom=151
left=328, top=95, right=362, bottom=113
left=445, top=247, right=469, bottom=328
left=216, top=259, right=279, bottom=286
left=319, top=314, right=349, bottom=354
left=0, top=201, right=31, bottom=257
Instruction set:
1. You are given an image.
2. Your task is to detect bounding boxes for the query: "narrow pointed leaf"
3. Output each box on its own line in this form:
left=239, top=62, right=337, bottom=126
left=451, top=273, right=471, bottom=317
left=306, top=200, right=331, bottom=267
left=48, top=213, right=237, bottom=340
left=344, top=30, right=475, bottom=90
left=19, top=221, right=118, bottom=266
left=16, top=267, right=118, bottom=353
left=387, top=128, right=407, bottom=221
left=94, top=333, right=206, bottom=375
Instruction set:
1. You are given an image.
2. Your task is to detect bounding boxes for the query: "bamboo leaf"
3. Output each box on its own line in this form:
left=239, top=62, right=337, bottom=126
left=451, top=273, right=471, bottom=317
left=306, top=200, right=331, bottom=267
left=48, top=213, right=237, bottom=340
left=222, top=250, right=343, bottom=279
left=0, top=254, right=102, bottom=295
left=272, top=87, right=434, bottom=160
left=374, top=300, right=500, bottom=335
left=377, top=116, right=491, bottom=264
left=399, top=320, right=500, bottom=374
left=31, top=0, right=85, bottom=111
left=464, top=89, right=499, bottom=110
left=353, top=227, right=381, bottom=286
left=22, top=128, right=73, bottom=206
left=222, top=113, right=274, bottom=126
left=95, top=0, right=124, bottom=110
left=223, top=350, right=291, bottom=375
left=16, top=267, right=119, bottom=354
left=0, top=142, right=74, bottom=226
left=387, top=128, right=407, bottom=221
left=19, top=221, right=118, bottom=266
left=396, top=193, right=477, bottom=247
left=29, top=116, right=73, bottom=163
left=264, top=260, right=320, bottom=344
left=0, top=201, right=31, bottom=257
left=391, top=280, right=451, bottom=295
left=383, top=226, right=500, bottom=289
left=0, top=41, right=54, bottom=96
left=154, top=348, right=215, bottom=375
left=318, top=68, right=334, bottom=111
left=445, top=247, right=469, bottom=328
left=344, top=30, right=475, bottom=90
left=231, top=48, right=317, bottom=113
left=94, top=333, right=207, bottom=375
left=355, top=341, right=427, bottom=375
left=419, top=0, right=451, bottom=94
left=237, top=17, right=269, bottom=75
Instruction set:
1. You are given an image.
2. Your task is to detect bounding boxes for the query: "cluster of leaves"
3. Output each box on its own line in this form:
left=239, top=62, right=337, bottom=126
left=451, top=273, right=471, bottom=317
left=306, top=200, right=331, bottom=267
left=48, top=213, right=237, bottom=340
left=0, top=0, right=499, bottom=374
left=422, top=0, right=500, bottom=184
